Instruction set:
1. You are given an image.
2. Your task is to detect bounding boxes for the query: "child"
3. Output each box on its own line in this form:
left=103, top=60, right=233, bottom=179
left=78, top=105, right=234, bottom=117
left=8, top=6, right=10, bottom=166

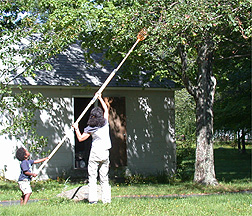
left=72, top=93, right=111, bottom=204
left=16, top=147, right=48, bottom=205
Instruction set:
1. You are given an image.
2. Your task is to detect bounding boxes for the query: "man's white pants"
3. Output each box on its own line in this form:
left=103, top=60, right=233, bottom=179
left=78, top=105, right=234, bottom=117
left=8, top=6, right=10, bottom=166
left=88, top=153, right=111, bottom=203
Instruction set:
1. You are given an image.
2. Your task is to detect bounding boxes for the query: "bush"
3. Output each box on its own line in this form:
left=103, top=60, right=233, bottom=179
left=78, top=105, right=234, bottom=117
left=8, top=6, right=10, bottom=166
left=176, top=140, right=195, bottom=181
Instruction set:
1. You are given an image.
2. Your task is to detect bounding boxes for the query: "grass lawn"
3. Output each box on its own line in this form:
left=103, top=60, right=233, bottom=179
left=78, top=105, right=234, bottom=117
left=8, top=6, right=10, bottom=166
left=0, top=147, right=251, bottom=215
left=0, top=192, right=251, bottom=216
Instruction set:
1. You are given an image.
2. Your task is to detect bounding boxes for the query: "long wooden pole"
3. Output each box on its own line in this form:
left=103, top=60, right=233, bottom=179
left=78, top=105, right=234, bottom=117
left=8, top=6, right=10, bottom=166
left=75, top=38, right=141, bottom=124
left=35, top=29, right=147, bottom=177
left=35, top=134, right=68, bottom=176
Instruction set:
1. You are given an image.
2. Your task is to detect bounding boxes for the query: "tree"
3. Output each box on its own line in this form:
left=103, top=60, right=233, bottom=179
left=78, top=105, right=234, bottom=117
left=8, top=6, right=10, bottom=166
left=0, top=0, right=51, bottom=151
left=0, top=0, right=84, bottom=151
left=77, top=0, right=251, bottom=185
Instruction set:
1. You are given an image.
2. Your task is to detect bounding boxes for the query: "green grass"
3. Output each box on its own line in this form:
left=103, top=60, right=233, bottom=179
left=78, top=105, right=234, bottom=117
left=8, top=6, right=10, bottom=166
left=0, top=147, right=251, bottom=215
left=0, top=192, right=251, bottom=216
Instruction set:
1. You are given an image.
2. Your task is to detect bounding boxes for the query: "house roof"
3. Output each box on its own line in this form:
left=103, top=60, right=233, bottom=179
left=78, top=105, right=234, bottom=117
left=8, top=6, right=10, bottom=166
left=10, top=42, right=176, bottom=89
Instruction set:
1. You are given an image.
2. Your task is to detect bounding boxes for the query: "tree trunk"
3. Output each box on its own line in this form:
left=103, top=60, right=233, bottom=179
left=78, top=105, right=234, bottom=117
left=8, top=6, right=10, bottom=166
left=193, top=39, right=218, bottom=185
left=237, top=130, right=241, bottom=151
left=241, top=129, right=246, bottom=154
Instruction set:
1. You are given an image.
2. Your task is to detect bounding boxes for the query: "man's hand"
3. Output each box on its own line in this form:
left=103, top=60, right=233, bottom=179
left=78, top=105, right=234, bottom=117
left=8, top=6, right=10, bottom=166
left=95, top=92, right=102, bottom=99
left=72, top=122, right=79, bottom=130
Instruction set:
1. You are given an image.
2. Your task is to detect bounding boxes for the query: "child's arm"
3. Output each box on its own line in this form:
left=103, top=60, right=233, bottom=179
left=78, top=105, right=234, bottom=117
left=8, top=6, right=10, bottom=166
left=34, top=157, right=49, bottom=164
left=23, top=171, right=37, bottom=177
left=96, top=93, right=109, bottom=120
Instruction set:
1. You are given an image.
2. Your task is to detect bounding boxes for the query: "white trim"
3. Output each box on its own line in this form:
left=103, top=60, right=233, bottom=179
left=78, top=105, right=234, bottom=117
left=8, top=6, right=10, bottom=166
left=8, top=85, right=179, bottom=91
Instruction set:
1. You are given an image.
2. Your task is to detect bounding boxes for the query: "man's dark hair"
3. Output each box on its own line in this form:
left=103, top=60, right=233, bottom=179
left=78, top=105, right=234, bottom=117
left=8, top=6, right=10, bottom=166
left=87, top=107, right=105, bottom=127
left=16, top=147, right=26, bottom=161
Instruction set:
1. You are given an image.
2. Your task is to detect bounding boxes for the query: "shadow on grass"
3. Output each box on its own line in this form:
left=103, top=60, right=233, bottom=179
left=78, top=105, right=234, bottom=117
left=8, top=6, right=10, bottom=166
left=0, top=179, right=67, bottom=193
left=214, top=148, right=251, bottom=182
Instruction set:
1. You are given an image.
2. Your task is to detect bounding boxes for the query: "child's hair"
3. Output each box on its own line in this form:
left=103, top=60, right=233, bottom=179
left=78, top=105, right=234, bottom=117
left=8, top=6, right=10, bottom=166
left=16, top=147, right=27, bottom=161
left=87, top=107, right=105, bottom=127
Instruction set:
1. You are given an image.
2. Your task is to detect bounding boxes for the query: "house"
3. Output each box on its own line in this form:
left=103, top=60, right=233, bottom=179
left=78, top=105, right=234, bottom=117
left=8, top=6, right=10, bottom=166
left=0, top=43, right=177, bottom=181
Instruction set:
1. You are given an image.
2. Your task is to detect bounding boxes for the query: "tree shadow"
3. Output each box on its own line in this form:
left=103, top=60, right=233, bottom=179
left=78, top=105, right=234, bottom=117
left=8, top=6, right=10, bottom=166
left=126, top=93, right=176, bottom=177
left=214, top=148, right=251, bottom=182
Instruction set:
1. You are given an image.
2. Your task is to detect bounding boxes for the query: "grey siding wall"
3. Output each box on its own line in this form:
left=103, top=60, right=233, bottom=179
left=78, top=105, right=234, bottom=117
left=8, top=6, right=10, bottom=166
left=0, top=87, right=176, bottom=180
left=125, top=90, right=176, bottom=176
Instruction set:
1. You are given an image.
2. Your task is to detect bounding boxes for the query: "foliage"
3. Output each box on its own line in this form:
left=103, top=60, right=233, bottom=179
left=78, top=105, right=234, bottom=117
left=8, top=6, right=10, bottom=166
left=124, top=171, right=175, bottom=185
left=77, top=0, right=251, bottom=83
left=213, top=32, right=251, bottom=132
left=0, top=85, right=51, bottom=152
left=213, top=58, right=251, bottom=150
left=176, top=140, right=195, bottom=181
left=2, top=1, right=248, bottom=87
left=175, top=88, right=196, bottom=141
left=0, top=0, right=54, bottom=152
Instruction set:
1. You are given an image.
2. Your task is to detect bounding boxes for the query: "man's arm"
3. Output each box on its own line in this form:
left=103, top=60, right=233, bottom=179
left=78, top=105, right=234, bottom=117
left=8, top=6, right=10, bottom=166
left=97, top=93, right=109, bottom=120
left=72, top=122, right=91, bottom=142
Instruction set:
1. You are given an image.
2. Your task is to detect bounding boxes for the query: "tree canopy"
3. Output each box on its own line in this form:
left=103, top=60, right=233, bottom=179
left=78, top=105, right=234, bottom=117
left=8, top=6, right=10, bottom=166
left=1, top=1, right=250, bottom=83
left=213, top=29, right=251, bottom=132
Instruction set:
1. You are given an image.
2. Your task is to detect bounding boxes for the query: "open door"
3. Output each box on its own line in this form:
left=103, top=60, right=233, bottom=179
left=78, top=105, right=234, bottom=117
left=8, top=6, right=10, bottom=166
left=106, top=97, right=127, bottom=167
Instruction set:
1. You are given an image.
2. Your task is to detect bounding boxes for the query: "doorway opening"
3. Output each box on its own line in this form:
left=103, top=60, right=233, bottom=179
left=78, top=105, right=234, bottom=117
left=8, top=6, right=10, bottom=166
left=74, top=97, right=93, bottom=169
left=74, top=97, right=127, bottom=169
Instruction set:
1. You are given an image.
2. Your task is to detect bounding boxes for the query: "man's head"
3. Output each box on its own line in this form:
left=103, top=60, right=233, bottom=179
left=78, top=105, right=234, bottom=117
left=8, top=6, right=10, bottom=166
left=87, top=107, right=105, bottom=127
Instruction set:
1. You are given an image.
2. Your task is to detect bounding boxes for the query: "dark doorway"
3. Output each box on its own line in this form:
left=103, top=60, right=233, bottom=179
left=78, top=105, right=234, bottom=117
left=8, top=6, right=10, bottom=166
left=74, top=97, right=127, bottom=169
left=74, top=98, right=93, bottom=168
